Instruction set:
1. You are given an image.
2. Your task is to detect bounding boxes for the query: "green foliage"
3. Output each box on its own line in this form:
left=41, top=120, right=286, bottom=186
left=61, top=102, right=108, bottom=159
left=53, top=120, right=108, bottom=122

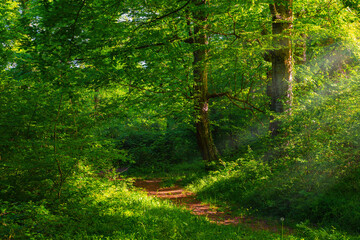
left=262, top=71, right=360, bottom=232
left=189, top=148, right=271, bottom=212
left=0, top=70, right=131, bottom=201
left=190, top=70, right=360, bottom=235
left=1, top=0, right=360, bottom=238
left=296, top=222, right=359, bottom=240
left=99, top=117, right=200, bottom=172
left=0, top=170, right=295, bottom=240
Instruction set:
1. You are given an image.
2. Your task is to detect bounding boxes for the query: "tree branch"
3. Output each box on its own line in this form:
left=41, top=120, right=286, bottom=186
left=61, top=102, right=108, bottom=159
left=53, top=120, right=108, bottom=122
left=207, top=92, right=229, bottom=99
left=68, top=0, right=86, bottom=59
left=226, top=93, right=265, bottom=113
left=134, top=0, right=191, bottom=32
left=135, top=42, right=166, bottom=50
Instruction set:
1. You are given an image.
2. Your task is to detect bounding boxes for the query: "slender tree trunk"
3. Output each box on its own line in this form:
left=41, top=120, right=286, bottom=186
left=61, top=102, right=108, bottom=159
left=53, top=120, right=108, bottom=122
left=192, top=0, right=219, bottom=165
left=268, top=0, right=293, bottom=136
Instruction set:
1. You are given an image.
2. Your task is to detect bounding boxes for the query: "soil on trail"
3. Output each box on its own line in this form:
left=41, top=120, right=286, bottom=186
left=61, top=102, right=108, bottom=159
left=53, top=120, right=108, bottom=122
left=133, top=179, right=292, bottom=234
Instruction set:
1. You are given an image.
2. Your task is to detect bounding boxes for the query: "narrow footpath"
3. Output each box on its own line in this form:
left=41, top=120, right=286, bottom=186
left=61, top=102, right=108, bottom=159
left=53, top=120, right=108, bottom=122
left=133, top=178, right=293, bottom=234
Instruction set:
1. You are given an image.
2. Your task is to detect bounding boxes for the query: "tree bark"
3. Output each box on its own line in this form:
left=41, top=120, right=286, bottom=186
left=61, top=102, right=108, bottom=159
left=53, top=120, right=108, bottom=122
left=268, top=0, right=293, bottom=136
left=192, top=0, right=219, bottom=165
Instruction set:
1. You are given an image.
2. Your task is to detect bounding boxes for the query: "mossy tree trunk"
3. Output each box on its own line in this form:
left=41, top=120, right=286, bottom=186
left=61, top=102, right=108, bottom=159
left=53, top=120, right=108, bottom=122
left=192, top=0, right=219, bottom=165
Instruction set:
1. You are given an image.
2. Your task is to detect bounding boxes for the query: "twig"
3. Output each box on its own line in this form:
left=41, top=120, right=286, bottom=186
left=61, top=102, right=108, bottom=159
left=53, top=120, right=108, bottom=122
left=226, top=93, right=265, bottom=113
left=133, top=0, right=191, bottom=32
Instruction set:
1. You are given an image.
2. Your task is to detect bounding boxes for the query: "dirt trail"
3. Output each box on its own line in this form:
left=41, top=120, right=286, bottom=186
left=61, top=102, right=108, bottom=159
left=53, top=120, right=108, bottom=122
left=133, top=178, right=292, bottom=234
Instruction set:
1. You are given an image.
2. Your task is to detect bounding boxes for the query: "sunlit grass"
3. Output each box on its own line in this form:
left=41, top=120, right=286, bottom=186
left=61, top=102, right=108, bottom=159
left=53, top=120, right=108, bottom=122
left=0, top=169, right=299, bottom=239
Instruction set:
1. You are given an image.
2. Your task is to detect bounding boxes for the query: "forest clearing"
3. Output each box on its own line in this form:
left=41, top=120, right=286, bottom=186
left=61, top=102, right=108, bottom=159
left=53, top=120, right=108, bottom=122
left=1, top=0, right=360, bottom=239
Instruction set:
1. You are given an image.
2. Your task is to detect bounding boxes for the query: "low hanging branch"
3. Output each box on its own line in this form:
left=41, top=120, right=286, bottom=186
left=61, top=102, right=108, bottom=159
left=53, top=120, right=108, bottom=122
left=226, top=93, right=265, bottom=113
left=207, top=90, right=264, bottom=113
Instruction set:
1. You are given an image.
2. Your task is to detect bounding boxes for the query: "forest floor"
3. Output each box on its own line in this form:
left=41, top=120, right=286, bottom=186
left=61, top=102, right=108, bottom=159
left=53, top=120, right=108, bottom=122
left=133, top=178, right=293, bottom=235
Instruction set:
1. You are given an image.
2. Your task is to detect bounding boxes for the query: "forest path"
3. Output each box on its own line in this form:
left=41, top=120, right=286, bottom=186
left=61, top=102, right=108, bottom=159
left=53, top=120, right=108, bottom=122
left=133, top=178, right=292, bottom=234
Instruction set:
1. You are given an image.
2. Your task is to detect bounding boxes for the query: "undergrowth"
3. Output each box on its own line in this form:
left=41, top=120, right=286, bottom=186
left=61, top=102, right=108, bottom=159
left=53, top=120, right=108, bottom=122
left=1, top=164, right=296, bottom=240
left=187, top=76, right=360, bottom=238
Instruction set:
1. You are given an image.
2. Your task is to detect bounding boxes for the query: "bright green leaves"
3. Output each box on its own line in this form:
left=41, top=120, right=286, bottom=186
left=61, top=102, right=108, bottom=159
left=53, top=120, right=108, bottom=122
left=0, top=0, right=20, bottom=68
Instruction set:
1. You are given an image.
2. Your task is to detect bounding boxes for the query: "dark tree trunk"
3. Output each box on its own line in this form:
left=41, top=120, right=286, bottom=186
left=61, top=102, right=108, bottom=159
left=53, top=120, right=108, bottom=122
left=192, top=0, right=219, bottom=165
left=268, top=0, right=293, bottom=136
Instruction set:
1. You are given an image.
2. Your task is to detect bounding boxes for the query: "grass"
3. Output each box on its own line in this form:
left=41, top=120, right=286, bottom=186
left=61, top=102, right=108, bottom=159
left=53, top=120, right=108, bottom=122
left=1, top=152, right=359, bottom=240
left=1, top=169, right=298, bottom=240
left=185, top=159, right=360, bottom=240
left=1, top=161, right=359, bottom=239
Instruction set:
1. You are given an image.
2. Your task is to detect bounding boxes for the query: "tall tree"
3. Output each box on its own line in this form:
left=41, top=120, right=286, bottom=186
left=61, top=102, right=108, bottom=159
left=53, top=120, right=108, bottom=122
left=192, top=0, right=219, bottom=165
left=268, top=0, right=293, bottom=136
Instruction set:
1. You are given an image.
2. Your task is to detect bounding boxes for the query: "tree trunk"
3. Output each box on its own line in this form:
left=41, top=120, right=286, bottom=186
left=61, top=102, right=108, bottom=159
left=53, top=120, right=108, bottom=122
left=192, top=0, right=219, bottom=165
left=268, top=0, right=293, bottom=136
